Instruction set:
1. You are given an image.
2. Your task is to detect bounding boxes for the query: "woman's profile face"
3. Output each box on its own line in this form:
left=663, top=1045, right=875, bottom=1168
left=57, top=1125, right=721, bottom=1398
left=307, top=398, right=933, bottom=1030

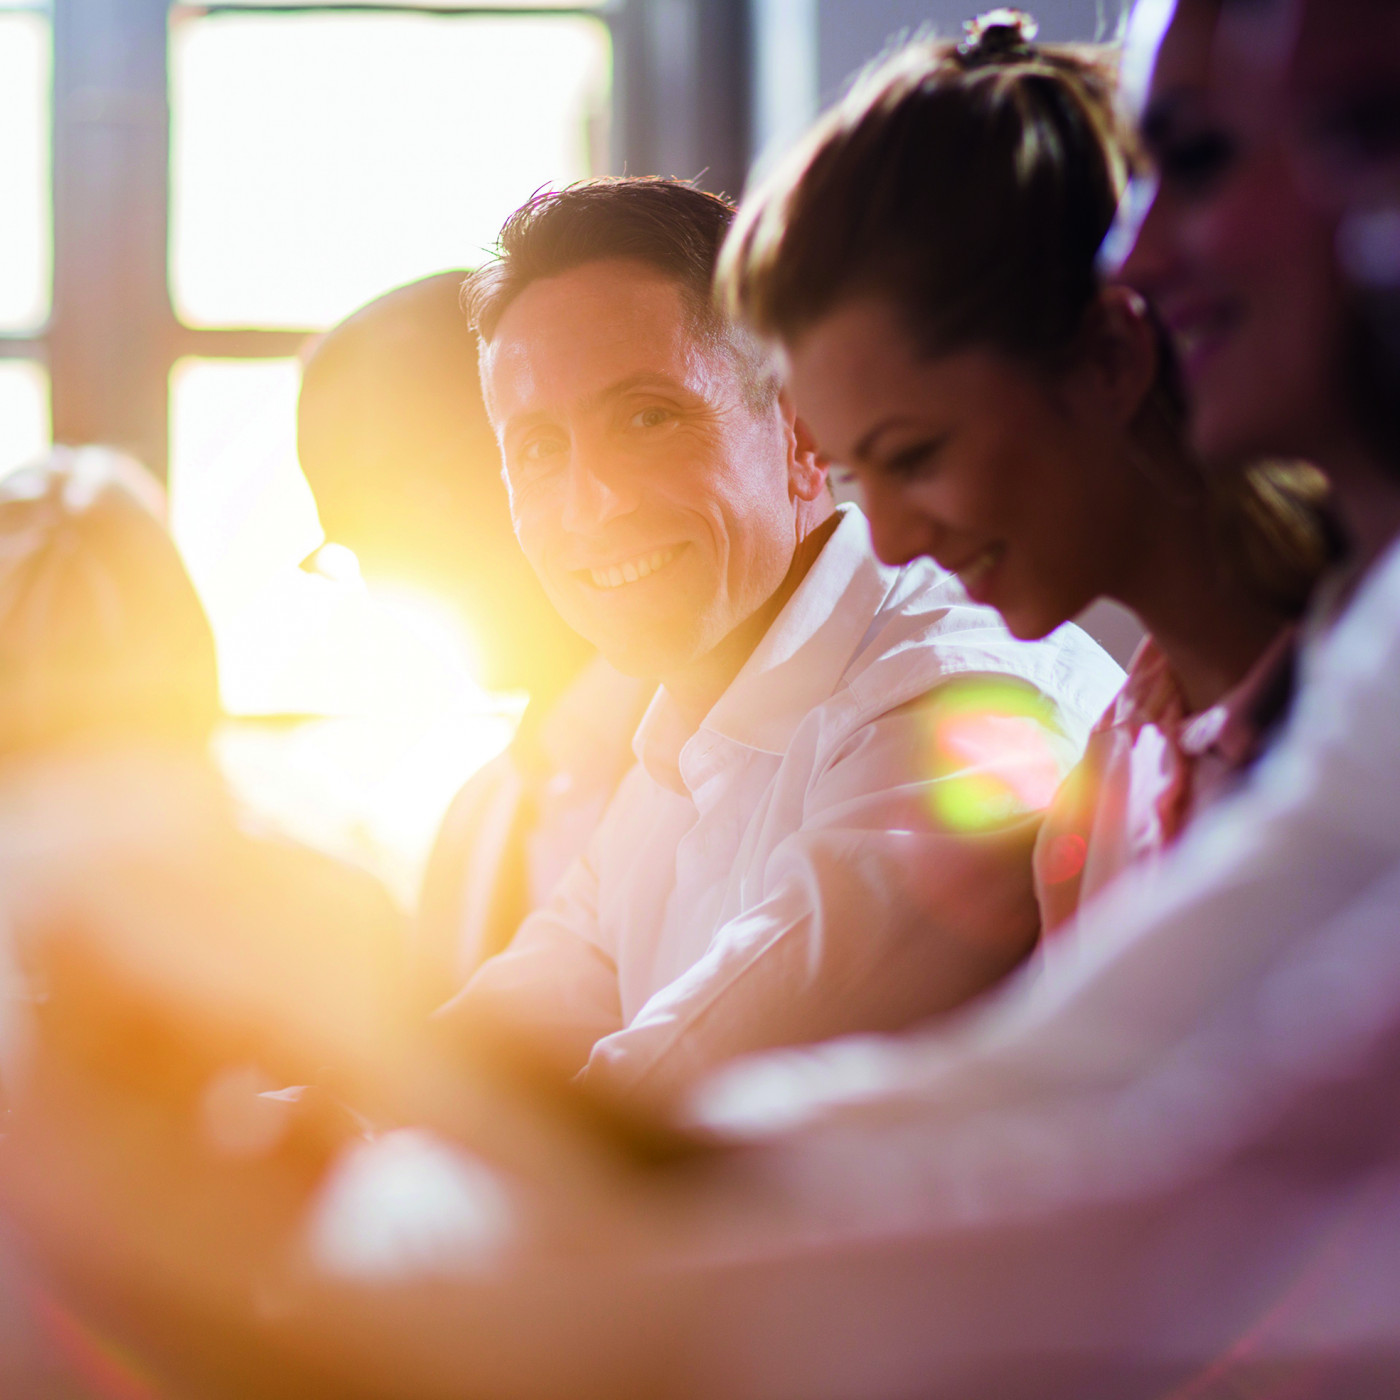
left=784, top=297, right=1149, bottom=640
left=1117, top=0, right=1352, bottom=468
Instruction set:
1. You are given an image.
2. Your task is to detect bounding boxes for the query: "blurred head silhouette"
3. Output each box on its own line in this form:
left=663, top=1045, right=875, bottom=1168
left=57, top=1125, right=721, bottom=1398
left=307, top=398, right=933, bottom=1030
left=0, top=446, right=220, bottom=756
left=297, top=272, right=592, bottom=708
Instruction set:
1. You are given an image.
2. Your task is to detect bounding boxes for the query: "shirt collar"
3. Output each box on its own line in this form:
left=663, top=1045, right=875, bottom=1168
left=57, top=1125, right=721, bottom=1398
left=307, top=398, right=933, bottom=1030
left=1117, top=628, right=1298, bottom=768
left=1177, top=624, right=1298, bottom=766
left=633, top=505, right=893, bottom=793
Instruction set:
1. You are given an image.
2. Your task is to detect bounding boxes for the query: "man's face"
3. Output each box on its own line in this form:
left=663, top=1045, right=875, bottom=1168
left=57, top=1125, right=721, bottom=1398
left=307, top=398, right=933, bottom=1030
left=482, top=259, right=805, bottom=681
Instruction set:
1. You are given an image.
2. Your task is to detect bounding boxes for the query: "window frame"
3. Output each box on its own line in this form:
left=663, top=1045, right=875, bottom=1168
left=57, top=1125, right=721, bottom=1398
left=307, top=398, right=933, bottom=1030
left=0, top=0, right=750, bottom=476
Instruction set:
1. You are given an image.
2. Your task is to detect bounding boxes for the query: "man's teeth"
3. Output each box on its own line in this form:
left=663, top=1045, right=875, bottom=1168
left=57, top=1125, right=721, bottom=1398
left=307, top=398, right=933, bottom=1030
left=589, top=547, right=677, bottom=590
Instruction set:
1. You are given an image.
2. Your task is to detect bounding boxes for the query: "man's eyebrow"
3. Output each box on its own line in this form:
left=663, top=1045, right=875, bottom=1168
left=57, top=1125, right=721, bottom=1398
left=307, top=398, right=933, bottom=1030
left=579, top=372, right=687, bottom=414
left=500, top=372, right=690, bottom=439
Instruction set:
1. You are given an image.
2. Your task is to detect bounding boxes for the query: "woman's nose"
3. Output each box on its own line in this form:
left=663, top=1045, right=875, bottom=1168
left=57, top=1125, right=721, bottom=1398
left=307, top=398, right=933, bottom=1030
left=864, top=487, right=940, bottom=568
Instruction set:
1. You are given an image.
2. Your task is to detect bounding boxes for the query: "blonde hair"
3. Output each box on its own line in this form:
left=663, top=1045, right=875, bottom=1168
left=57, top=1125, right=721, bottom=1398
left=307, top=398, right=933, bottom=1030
left=0, top=447, right=221, bottom=755
left=1215, top=461, right=1337, bottom=617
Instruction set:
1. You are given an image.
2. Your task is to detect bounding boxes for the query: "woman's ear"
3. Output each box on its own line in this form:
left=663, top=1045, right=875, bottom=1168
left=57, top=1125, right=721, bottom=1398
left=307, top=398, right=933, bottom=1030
left=1076, top=285, right=1160, bottom=429
left=780, top=386, right=830, bottom=502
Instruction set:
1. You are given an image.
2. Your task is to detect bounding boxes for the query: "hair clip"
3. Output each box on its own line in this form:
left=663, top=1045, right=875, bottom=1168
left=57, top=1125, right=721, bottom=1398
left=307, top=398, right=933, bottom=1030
left=957, top=8, right=1040, bottom=66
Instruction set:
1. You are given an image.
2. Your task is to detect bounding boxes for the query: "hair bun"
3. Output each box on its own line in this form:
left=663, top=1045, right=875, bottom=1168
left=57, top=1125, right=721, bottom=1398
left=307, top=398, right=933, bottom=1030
left=957, top=8, right=1040, bottom=66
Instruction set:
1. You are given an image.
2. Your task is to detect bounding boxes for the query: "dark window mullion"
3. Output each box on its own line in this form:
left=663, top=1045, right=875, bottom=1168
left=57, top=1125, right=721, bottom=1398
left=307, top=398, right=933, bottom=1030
left=173, top=327, right=315, bottom=359
left=51, top=0, right=175, bottom=474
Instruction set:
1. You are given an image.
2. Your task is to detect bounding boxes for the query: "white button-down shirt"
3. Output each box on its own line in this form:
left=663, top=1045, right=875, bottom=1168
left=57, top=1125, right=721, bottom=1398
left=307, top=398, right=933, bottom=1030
left=457, top=506, right=1122, bottom=1101
left=656, top=531, right=1400, bottom=1397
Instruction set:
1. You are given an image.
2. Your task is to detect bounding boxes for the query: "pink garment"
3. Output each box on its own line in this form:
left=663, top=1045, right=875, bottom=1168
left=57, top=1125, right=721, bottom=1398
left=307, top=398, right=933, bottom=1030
left=1034, top=627, right=1296, bottom=934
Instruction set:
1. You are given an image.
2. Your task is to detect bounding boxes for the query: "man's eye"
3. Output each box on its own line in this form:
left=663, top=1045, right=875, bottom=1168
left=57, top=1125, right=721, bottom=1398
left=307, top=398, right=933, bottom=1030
left=521, top=434, right=566, bottom=463
left=629, top=406, right=677, bottom=430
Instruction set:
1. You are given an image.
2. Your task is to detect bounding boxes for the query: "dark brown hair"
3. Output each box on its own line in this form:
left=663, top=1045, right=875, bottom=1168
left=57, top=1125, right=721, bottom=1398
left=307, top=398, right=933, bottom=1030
left=720, top=18, right=1331, bottom=615
left=464, top=177, right=776, bottom=407
left=718, top=29, right=1129, bottom=365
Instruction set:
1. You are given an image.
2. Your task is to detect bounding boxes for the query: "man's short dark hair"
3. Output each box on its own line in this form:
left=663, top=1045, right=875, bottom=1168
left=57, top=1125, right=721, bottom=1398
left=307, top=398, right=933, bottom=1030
left=463, top=177, right=777, bottom=409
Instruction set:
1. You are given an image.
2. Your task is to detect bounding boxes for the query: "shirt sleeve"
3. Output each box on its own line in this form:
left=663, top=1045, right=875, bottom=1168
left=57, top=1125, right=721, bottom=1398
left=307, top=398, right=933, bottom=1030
left=434, top=836, right=624, bottom=1080
left=581, top=687, right=1067, bottom=1104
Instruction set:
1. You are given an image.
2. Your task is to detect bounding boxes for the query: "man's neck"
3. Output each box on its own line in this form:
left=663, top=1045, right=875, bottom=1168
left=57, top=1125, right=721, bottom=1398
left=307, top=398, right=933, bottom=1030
left=661, top=504, right=840, bottom=728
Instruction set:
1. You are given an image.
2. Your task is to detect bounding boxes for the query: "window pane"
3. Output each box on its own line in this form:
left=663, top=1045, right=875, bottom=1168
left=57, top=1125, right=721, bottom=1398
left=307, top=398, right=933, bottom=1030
left=0, top=361, right=49, bottom=472
left=169, top=357, right=318, bottom=632
left=169, top=357, right=518, bottom=899
left=170, top=13, right=611, bottom=328
left=0, top=13, right=50, bottom=330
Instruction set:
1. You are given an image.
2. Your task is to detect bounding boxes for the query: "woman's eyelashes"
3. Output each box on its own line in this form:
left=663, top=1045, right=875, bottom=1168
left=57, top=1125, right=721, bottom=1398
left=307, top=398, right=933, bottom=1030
left=1154, top=128, right=1238, bottom=194
left=881, top=434, right=949, bottom=478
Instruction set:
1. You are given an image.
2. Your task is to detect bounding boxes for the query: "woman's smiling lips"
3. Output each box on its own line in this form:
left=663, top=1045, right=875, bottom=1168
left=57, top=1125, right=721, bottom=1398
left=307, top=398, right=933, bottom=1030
left=943, top=543, right=1004, bottom=603
left=577, top=544, right=683, bottom=591
left=1160, top=297, right=1243, bottom=381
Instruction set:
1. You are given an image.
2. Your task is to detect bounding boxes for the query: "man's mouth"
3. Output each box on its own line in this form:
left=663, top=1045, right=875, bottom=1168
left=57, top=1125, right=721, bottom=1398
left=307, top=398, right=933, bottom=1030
left=584, top=545, right=681, bottom=590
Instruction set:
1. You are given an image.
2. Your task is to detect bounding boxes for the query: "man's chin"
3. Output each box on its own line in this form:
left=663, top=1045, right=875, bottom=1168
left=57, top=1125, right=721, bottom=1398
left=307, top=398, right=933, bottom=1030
left=594, top=637, right=690, bottom=682
left=565, top=620, right=695, bottom=683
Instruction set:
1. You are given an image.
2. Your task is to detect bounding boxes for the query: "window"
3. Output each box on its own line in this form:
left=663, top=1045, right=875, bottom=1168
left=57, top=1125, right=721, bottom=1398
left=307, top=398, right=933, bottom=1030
left=162, top=3, right=610, bottom=892
left=30, top=0, right=615, bottom=893
left=170, top=9, right=610, bottom=328
left=22, top=0, right=750, bottom=893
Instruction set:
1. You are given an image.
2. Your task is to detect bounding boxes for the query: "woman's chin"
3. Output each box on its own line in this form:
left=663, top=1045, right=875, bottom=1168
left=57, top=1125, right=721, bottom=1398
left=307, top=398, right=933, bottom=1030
left=1000, top=606, right=1064, bottom=643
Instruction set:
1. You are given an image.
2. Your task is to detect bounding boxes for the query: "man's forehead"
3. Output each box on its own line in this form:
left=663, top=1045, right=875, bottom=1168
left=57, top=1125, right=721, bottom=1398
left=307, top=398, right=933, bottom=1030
left=482, top=260, right=711, bottom=412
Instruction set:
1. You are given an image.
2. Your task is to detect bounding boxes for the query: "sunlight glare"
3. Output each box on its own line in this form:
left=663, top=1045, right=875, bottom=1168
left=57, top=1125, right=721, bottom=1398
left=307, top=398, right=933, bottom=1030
left=170, top=357, right=525, bottom=903
left=0, top=362, right=49, bottom=474
left=170, top=12, right=611, bottom=328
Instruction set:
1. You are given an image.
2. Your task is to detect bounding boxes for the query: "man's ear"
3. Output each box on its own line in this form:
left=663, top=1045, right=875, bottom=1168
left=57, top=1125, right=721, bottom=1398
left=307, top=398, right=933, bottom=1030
left=1074, top=285, right=1160, bottom=429
left=779, top=387, right=829, bottom=502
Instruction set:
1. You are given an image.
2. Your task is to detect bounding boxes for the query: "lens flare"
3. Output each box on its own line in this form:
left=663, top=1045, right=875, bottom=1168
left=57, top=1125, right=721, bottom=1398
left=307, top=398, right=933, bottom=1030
left=30, top=1285, right=164, bottom=1400
left=923, top=678, right=1071, bottom=832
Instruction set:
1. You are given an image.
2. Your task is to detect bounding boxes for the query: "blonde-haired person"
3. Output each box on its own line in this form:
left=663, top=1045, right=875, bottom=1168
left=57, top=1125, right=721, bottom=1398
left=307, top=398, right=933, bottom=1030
left=718, top=9, right=1332, bottom=933
left=0, top=446, right=405, bottom=1114
left=0, top=447, right=222, bottom=753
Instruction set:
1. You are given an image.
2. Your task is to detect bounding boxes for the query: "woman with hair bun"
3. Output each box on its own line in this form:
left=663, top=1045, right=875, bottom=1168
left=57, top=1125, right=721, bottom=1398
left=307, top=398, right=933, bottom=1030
left=718, top=9, right=1332, bottom=932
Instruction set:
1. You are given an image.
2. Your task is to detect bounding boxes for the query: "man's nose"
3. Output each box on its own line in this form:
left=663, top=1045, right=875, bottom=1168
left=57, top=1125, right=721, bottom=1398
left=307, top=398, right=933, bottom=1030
left=560, top=447, right=639, bottom=534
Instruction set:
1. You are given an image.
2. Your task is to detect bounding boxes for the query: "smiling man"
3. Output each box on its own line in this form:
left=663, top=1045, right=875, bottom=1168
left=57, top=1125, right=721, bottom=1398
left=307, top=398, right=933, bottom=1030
left=443, top=178, right=1122, bottom=1104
